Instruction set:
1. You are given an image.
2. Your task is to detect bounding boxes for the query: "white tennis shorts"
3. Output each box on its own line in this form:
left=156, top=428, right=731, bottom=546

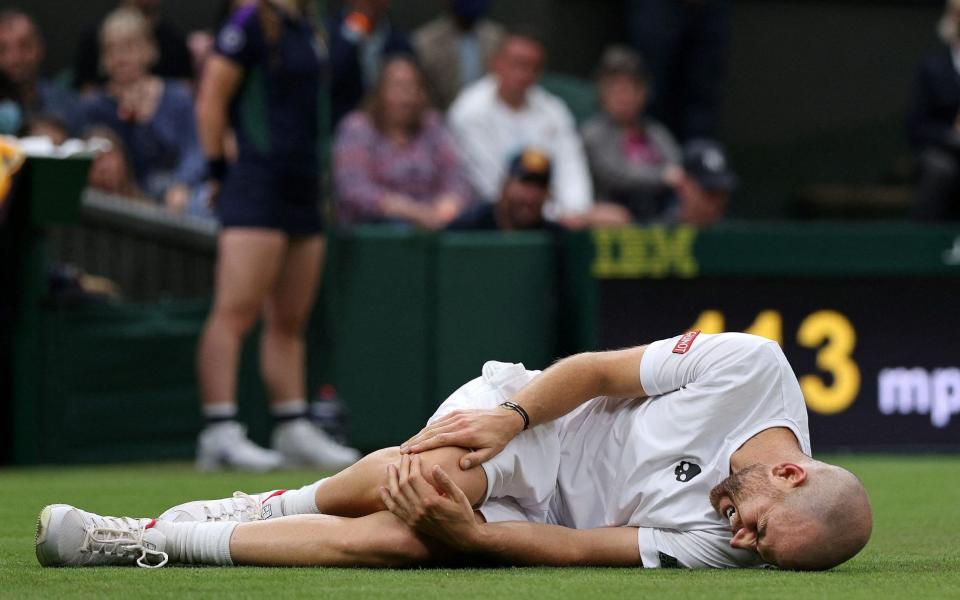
left=428, top=361, right=561, bottom=524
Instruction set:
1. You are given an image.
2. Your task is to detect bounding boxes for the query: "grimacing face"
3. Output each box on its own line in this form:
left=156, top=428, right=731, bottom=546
left=709, top=462, right=817, bottom=568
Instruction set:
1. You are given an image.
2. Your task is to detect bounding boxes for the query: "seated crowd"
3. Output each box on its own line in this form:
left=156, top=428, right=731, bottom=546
left=0, top=0, right=738, bottom=228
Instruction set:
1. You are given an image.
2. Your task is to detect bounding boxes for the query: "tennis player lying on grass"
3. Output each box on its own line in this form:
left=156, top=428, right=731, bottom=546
left=36, top=332, right=872, bottom=571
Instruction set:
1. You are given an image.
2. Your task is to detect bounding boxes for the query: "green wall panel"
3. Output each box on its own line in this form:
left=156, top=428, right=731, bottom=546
left=432, top=233, right=559, bottom=410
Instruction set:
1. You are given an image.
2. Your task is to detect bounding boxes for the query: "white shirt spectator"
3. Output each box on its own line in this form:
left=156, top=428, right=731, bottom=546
left=448, top=75, right=594, bottom=217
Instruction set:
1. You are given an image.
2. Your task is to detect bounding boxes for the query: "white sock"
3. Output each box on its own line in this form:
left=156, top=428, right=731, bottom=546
left=280, top=478, right=326, bottom=516
left=154, top=520, right=237, bottom=566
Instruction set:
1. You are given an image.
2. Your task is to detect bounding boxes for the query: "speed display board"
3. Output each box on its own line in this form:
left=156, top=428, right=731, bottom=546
left=588, top=226, right=960, bottom=450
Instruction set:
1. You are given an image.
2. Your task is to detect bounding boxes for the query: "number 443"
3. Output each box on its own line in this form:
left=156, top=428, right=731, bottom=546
left=691, top=309, right=860, bottom=416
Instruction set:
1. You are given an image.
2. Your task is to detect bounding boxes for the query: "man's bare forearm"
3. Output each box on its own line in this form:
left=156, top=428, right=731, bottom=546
left=512, top=347, right=648, bottom=428
left=463, top=522, right=641, bottom=567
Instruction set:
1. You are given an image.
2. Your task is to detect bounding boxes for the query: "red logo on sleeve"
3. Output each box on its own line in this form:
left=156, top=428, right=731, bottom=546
left=672, top=330, right=701, bottom=354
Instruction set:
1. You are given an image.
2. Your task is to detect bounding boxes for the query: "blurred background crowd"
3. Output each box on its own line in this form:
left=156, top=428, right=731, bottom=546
left=5, top=0, right=960, bottom=225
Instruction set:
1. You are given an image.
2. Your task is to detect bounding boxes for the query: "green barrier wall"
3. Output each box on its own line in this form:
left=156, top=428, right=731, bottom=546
left=432, top=233, right=558, bottom=413
left=7, top=223, right=960, bottom=463
left=6, top=229, right=572, bottom=463
left=324, top=230, right=564, bottom=450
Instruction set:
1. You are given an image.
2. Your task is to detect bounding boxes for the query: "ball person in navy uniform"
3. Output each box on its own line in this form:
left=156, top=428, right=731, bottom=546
left=192, top=0, right=360, bottom=471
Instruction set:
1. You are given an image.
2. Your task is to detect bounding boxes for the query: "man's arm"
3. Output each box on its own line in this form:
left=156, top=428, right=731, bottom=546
left=401, top=346, right=648, bottom=467
left=381, top=456, right=640, bottom=567
left=469, top=522, right=640, bottom=567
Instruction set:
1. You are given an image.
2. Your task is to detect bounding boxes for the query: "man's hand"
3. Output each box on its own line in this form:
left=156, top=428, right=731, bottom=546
left=379, top=455, right=482, bottom=551
left=399, top=409, right=524, bottom=469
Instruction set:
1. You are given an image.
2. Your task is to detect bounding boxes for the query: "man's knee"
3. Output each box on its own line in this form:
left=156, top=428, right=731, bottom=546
left=393, top=447, right=489, bottom=507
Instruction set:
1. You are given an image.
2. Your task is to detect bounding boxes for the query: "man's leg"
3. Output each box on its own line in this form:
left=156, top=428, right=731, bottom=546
left=314, top=446, right=487, bottom=517
left=160, top=446, right=488, bottom=523
left=36, top=504, right=469, bottom=568
left=227, top=511, right=445, bottom=567
left=161, top=450, right=486, bottom=567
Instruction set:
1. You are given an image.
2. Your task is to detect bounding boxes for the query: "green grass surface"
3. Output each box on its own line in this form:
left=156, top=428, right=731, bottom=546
left=2, top=456, right=959, bottom=599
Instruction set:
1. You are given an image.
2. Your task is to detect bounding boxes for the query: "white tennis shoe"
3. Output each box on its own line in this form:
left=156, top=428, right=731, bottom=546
left=271, top=418, right=361, bottom=469
left=195, top=422, right=283, bottom=472
left=35, top=504, right=169, bottom=568
left=157, top=489, right=288, bottom=524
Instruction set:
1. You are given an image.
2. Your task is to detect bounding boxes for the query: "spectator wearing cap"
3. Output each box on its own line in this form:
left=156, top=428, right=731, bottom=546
left=413, top=0, right=505, bottom=111
left=673, top=139, right=736, bottom=227
left=448, top=147, right=563, bottom=231
left=334, top=55, right=472, bottom=228
left=73, top=0, right=193, bottom=93
left=0, top=10, right=85, bottom=137
left=449, top=28, right=593, bottom=220
left=328, top=0, right=413, bottom=127
left=582, top=45, right=683, bottom=223
left=907, top=0, right=960, bottom=220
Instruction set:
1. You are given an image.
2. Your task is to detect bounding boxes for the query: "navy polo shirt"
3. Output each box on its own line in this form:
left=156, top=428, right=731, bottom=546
left=215, top=4, right=326, bottom=177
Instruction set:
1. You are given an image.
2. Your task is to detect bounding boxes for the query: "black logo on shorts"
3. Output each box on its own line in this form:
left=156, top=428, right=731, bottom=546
left=674, top=461, right=701, bottom=482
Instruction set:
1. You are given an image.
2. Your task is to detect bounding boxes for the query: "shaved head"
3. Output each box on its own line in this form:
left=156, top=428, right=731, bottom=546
left=711, top=459, right=872, bottom=571
left=776, top=463, right=873, bottom=570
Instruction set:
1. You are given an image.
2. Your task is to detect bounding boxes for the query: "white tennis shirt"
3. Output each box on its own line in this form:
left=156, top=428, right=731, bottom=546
left=552, top=332, right=812, bottom=568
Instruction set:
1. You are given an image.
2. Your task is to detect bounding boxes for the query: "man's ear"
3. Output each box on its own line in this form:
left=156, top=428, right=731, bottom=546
left=771, top=463, right=807, bottom=488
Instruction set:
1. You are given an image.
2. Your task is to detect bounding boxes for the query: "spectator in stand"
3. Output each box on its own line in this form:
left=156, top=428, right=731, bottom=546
left=334, top=55, right=471, bottom=228
left=328, top=0, right=413, bottom=127
left=84, top=126, right=145, bottom=199
left=626, top=0, right=730, bottom=141
left=0, top=10, right=85, bottom=137
left=194, top=0, right=361, bottom=471
left=82, top=8, right=205, bottom=214
left=73, top=0, right=193, bottom=94
left=26, top=114, right=69, bottom=145
left=448, top=147, right=563, bottom=231
left=907, top=0, right=960, bottom=220
left=581, top=45, right=682, bottom=223
left=413, top=0, right=505, bottom=111
left=674, top=139, right=736, bottom=227
left=448, top=28, right=593, bottom=221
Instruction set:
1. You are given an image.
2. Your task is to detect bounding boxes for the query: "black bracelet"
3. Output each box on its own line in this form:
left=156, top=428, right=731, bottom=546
left=207, top=157, right=229, bottom=182
left=499, top=401, right=530, bottom=431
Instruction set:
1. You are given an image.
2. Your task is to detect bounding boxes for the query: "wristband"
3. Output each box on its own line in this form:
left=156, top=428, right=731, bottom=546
left=207, top=157, right=228, bottom=182
left=499, top=401, right=530, bottom=431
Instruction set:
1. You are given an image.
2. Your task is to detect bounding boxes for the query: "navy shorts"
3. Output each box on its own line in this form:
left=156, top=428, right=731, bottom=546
left=216, top=166, right=324, bottom=236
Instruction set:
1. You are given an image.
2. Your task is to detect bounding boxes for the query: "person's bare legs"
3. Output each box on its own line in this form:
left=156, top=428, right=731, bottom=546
left=314, top=447, right=488, bottom=518
left=230, top=448, right=486, bottom=567
left=152, top=448, right=484, bottom=567
left=229, top=511, right=445, bottom=567
left=197, top=229, right=287, bottom=408
left=259, top=236, right=324, bottom=405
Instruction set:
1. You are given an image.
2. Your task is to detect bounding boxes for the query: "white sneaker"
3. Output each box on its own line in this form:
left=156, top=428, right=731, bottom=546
left=196, top=422, right=283, bottom=472
left=271, top=418, right=361, bottom=469
left=35, top=504, right=168, bottom=568
left=158, top=489, right=288, bottom=523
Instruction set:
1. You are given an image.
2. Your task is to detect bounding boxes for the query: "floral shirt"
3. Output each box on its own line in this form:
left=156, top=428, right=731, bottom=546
left=334, top=110, right=471, bottom=224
